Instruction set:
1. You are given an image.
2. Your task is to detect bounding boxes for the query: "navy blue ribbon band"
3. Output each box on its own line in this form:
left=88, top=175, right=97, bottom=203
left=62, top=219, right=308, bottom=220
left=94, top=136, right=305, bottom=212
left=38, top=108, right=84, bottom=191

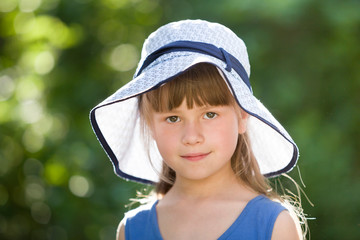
left=136, top=40, right=251, bottom=91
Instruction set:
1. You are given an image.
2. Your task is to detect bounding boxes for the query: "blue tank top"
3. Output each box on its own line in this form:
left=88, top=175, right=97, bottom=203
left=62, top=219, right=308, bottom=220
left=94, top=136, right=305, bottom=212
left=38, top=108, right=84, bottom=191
left=124, top=195, right=286, bottom=240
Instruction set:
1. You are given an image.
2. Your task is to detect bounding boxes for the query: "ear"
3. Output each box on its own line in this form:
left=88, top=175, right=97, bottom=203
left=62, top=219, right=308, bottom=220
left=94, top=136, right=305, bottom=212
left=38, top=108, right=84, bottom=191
left=237, top=109, right=249, bottom=134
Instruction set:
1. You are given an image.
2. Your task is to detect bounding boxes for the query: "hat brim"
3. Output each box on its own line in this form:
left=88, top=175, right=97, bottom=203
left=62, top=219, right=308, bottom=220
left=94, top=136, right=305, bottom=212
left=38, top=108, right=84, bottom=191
left=90, top=51, right=298, bottom=184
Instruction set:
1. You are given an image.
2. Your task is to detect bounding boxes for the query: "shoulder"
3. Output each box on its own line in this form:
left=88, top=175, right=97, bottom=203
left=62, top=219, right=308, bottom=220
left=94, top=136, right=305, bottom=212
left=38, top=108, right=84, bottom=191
left=124, top=201, right=156, bottom=220
left=271, top=209, right=302, bottom=240
left=116, top=200, right=158, bottom=240
left=116, top=218, right=126, bottom=240
left=247, top=195, right=286, bottom=219
left=250, top=196, right=302, bottom=239
left=237, top=196, right=289, bottom=238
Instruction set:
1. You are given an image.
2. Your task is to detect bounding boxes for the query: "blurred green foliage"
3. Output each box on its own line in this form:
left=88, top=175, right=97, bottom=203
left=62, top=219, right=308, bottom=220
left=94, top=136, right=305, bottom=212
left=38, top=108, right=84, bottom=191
left=0, top=0, right=359, bottom=239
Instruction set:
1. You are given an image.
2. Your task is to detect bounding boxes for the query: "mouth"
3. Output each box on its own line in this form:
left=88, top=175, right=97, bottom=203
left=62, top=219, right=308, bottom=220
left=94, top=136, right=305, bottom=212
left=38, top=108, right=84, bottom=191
left=180, top=152, right=210, bottom=162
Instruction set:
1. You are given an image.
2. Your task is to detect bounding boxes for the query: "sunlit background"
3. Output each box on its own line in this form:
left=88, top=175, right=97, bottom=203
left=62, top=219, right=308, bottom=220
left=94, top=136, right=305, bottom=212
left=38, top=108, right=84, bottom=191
left=1, top=0, right=359, bottom=239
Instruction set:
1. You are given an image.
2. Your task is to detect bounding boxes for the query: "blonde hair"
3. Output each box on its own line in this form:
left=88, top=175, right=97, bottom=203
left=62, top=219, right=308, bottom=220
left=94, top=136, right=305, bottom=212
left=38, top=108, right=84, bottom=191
left=138, top=63, right=308, bottom=238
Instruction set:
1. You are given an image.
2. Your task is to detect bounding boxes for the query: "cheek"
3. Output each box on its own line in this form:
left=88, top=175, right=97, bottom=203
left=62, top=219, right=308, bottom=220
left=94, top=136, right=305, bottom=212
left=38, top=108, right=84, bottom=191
left=152, top=126, right=178, bottom=157
left=222, top=127, right=240, bottom=151
left=207, top=118, right=239, bottom=148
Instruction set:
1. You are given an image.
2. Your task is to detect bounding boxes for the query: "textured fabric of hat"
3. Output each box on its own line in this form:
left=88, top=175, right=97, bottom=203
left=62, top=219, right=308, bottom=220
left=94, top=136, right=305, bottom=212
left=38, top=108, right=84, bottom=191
left=90, top=19, right=299, bottom=184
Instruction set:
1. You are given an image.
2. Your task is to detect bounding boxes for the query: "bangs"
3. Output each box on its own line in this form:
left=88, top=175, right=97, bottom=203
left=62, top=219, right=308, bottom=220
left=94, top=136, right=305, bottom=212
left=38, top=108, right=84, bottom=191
left=143, top=63, right=235, bottom=112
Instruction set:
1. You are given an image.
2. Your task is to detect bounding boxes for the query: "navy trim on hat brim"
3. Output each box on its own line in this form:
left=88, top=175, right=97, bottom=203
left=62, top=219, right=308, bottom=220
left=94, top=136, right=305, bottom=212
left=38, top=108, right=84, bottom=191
left=264, top=146, right=298, bottom=178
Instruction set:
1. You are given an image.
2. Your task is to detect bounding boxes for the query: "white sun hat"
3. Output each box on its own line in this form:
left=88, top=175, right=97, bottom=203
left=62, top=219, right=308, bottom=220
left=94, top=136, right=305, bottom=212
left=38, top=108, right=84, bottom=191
left=90, top=19, right=299, bottom=184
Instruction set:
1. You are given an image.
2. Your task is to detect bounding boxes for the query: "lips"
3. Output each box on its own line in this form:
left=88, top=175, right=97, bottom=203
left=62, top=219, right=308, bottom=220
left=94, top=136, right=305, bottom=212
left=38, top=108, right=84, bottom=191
left=180, top=152, right=210, bottom=162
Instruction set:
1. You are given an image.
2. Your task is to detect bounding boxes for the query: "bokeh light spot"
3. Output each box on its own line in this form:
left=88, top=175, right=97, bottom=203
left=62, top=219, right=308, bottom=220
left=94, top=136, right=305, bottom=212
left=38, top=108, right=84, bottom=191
left=23, top=158, right=44, bottom=176
left=25, top=182, right=45, bottom=202
left=18, top=99, right=43, bottom=124
left=19, top=0, right=42, bottom=12
left=31, top=202, right=51, bottom=224
left=35, top=16, right=80, bottom=48
left=0, top=75, right=15, bottom=101
left=0, top=0, right=17, bottom=12
left=0, top=102, right=11, bottom=123
left=15, top=75, right=43, bottom=101
left=31, top=114, right=54, bottom=136
left=22, top=127, right=45, bottom=153
left=69, top=175, right=93, bottom=197
left=34, top=51, right=55, bottom=75
left=14, top=12, right=36, bottom=34
left=108, top=44, right=139, bottom=72
left=47, top=113, right=69, bottom=141
left=0, top=136, right=23, bottom=176
left=44, top=162, right=68, bottom=186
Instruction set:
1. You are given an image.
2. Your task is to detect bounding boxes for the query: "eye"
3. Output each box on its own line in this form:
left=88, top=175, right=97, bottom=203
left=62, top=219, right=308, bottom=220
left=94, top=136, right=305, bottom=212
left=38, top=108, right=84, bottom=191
left=166, top=116, right=180, bottom=123
left=204, top=112, right=217, bottom=119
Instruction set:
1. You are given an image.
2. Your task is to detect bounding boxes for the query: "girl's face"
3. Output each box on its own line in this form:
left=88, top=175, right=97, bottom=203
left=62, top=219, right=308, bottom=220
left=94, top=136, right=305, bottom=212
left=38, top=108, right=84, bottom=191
left=150, top=99, right=248, bottom=183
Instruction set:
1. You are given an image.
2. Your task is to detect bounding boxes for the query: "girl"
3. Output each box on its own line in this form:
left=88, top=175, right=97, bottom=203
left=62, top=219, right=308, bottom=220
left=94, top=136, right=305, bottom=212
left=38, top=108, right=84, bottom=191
left=90, top=20, right=305, bottom=239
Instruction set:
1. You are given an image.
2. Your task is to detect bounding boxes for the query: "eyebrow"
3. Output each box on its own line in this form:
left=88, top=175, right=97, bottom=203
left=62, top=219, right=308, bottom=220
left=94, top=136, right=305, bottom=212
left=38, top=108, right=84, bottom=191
left=159, top=105, right=223, bottom=114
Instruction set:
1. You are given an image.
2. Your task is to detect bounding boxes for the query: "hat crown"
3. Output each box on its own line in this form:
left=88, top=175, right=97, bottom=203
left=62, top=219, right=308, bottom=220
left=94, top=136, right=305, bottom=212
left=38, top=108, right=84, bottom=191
left=136, top=19, right=251, bottom=76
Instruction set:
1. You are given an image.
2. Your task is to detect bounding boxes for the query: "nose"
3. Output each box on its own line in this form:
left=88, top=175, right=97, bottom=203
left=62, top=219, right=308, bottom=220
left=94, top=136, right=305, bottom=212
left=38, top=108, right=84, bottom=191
left=181, top=121, right=204, bottom=145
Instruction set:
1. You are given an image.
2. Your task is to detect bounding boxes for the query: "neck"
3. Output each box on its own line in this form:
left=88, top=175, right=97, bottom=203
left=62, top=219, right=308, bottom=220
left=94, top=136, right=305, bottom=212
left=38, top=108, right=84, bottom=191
left=167, top=170, right=251, bottom=202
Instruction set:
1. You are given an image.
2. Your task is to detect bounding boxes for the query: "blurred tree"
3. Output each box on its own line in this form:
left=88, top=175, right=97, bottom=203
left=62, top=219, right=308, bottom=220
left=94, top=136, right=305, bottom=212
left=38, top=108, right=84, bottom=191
left=0, top=0, right=359, bottom=239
